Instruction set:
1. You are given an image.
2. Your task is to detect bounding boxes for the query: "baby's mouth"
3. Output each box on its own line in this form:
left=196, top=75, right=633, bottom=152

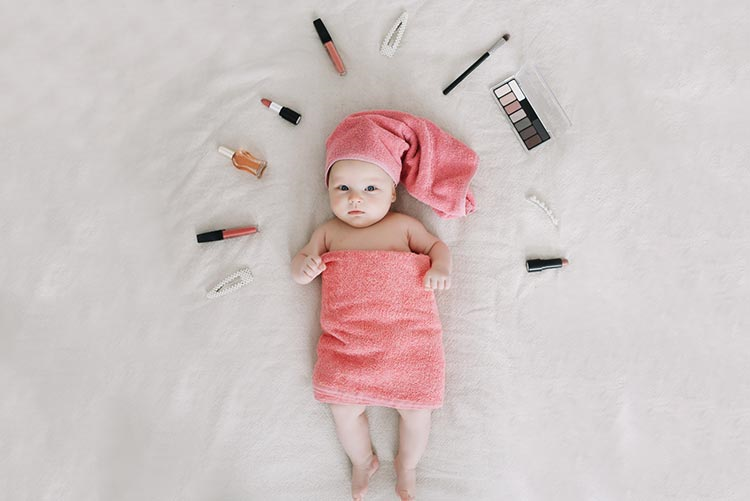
left=348, top=210, right=364, bottom=215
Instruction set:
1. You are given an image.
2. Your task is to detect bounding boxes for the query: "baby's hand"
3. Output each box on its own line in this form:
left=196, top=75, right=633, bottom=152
left=302, top=255, right=327, bottom=281
left=424, top=266, right=451, bottom=291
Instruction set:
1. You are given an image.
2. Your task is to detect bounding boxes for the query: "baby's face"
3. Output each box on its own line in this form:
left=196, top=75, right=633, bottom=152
left=328, top=159, right=396, bottom=228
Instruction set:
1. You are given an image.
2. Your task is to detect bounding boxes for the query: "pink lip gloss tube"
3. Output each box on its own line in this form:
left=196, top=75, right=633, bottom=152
left=313, top=18, right=346, bottom=76
left=196, top=226, right=258, bottom=243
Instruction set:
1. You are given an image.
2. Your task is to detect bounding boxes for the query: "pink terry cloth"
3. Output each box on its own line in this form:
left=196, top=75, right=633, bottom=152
left=324, top=110, right=479, bottom=219
left=312, top=250, right=445, bottom=409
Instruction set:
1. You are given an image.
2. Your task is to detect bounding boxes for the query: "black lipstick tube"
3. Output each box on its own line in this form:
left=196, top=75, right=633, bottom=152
left=526, top=258, right=569, bottom=272
left=278, top=106, right=301, bottom=125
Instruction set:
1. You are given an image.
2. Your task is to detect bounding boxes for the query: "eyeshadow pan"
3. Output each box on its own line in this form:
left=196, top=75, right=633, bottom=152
left=504, top=101, right=521, bottom=114
left=499, top=93, right=516, bottom=106
left=531, top=119, right=550, bottom=141
left=519, top=126, right=537, bottom=140
left=519, top=99, right=539, bottom=122
left=508, top=80, right=526, bottom=100
left=493, top=84, right=511, bottom=98
left=514, top=117, right=532, bottom=131
left=509, top=109, right=526, bottom=122
left=524, top=135, right=542, bottom=149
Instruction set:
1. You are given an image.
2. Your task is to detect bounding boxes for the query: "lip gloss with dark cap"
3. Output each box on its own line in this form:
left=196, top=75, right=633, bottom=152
left=526, top=258, right=569, bottom=272
left=313, top=18, right=346, bottom=76
left=197, top=226, right=258, bottom=243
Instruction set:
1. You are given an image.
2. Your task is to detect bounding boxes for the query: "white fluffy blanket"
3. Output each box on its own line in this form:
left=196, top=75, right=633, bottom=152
left=3, top=0, right=749, bottom=499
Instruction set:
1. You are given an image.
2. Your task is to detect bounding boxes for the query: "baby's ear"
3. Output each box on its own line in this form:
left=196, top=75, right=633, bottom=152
left=391, top=183, right=397, bottom=202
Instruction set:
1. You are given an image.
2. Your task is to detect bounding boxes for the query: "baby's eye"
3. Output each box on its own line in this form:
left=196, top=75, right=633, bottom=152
left=339, top=185, right=349, bottom=191
left=365, top=185, right=376, bottom=192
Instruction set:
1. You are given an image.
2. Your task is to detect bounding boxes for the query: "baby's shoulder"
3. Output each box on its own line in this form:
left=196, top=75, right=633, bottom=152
left=318, top=217, right=349, bottom=242
left=321, top=217, right=348, bottom=233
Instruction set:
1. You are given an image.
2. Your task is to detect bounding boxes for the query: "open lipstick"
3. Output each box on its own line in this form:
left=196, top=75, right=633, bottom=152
left=196, top=226, right=258, bottom=243
left=313, top=18, right=346, bottom=76
left=260, top=98, right=301, bottom=125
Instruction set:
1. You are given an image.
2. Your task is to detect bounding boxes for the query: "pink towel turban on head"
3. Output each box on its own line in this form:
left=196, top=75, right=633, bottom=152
left=325, top=110, right=479, bottom=219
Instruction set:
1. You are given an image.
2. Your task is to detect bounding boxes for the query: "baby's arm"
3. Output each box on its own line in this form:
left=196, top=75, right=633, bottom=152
left=404, top=216, right=452, bottom=290
left=291, top=225, right=329, bottom=285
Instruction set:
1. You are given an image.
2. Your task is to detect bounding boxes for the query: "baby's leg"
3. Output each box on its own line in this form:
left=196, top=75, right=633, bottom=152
left=394, top=408, right=432, bottom=500
left=329, top=404, right=379, bottom=500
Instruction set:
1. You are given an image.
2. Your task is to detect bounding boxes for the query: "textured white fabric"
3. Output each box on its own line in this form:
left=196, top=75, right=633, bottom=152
left=3, top=0, right=750, bottom=499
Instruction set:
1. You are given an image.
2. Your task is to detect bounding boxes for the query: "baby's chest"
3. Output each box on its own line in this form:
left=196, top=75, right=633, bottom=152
left=329, top=226, right=410, bottom=252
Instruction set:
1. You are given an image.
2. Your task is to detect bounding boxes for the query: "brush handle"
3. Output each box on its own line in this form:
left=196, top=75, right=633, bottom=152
left=443, top=52, right=490, bottom=95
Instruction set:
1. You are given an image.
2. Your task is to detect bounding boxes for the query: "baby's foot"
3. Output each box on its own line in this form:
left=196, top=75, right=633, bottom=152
left=351, top=454, right=379, bottom=500
left=394, top=456, right=416, bottom=500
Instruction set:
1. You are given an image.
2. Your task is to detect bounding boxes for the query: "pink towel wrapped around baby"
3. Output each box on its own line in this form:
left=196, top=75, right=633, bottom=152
left=312, top=250, right=445, bottom=409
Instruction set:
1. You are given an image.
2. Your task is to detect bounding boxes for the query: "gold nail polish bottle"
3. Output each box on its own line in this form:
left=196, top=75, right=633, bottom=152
left=218, top=146, right=267, bottom=178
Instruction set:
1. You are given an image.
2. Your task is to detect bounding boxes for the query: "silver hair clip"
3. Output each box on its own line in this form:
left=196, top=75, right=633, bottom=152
left=380, top=12, right=408, bottom=58
left=207, top=267, right=254, bottom=299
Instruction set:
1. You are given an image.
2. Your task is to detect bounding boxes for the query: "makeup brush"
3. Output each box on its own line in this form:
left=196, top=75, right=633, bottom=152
left=443, top=34, right=510, bottom=95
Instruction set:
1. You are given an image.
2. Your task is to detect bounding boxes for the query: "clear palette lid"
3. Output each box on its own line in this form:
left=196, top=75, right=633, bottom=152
left=513, top=64, right=572, bottom=139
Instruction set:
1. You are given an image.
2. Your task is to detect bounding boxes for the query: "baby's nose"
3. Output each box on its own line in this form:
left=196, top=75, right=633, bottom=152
left=348, top=193, right=362, bottom=204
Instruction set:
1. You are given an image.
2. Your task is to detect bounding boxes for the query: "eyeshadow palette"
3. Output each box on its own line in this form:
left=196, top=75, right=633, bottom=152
left=492, top=78, right=550, bottom=150
left=490, top=65, right=571, bottom=152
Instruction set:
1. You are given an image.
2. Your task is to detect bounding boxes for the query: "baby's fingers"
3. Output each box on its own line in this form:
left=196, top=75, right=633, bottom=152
left=424, top=275, right=435, bottom=290
left=303, top=262, right=325, bottom=278
left=424, top=275, right=451, bottom=291
left=306, top=256, right=326, bottom=271
left=303, top=265, right=318, bottom=278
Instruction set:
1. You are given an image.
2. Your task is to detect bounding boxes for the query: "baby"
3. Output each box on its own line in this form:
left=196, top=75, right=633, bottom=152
left=291, top=111, right=477, bottom=500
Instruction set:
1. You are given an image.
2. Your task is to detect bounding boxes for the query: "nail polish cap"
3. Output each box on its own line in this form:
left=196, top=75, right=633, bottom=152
left=218, top=146, right=235, bottom=159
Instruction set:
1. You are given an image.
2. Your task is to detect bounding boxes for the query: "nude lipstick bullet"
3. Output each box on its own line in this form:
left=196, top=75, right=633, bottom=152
left=313, top=18, right=346, bottom=76
left=197, top=226, right=258, bottom=243
left=260, top=98, right=301, bottom=125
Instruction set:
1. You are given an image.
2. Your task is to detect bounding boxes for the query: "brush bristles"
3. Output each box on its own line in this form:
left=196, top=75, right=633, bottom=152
left=503, top=34, right=510, bottom=41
